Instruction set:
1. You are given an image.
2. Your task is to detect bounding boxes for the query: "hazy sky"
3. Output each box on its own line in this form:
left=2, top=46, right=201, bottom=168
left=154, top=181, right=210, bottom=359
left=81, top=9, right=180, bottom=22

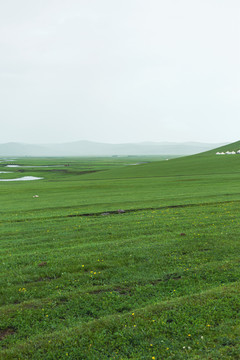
left=0, top=0, right=239, bottom=144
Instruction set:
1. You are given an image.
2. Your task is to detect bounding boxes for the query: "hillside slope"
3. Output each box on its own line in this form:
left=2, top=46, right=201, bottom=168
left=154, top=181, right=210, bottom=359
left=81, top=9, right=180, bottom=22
left=80, top=141, right=240, bottom=181
left=200, top=139, right=240, bottom=155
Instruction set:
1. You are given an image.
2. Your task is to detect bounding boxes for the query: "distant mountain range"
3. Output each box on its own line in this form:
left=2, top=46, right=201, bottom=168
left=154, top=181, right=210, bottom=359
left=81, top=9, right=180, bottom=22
left=0, top=141, right=227, bottom=157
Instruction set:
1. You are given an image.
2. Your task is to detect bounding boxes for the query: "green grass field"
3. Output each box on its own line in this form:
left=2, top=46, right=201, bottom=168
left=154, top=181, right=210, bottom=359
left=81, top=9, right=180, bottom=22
left=1, top=145, right=240, bottom=359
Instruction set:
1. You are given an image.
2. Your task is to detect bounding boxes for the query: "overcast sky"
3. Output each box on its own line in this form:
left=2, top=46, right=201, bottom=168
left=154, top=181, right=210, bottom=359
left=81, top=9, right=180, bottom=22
left=0, top=0, right=239, bottom=144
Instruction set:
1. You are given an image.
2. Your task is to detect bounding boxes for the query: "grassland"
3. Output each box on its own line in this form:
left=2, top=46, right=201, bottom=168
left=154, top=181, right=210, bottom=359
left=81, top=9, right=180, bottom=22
left=0, top=147, right=240, bottom=359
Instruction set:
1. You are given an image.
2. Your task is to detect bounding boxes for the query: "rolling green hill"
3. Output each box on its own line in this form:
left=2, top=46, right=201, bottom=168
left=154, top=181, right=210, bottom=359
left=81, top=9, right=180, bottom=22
left=80, top=142, right=240, bottom=180
left=1, top=143, right=240, bottom=359
left=203, top=139, right=240, bottom=155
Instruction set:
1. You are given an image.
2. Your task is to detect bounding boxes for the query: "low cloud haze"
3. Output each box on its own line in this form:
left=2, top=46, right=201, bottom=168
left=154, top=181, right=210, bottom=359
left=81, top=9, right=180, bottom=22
left=0, top=0, right=239, bottom=144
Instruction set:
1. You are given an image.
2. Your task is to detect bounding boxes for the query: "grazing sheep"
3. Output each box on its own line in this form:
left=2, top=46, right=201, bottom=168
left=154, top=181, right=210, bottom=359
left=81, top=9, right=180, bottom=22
left=33, top=195, right=39, bottom=198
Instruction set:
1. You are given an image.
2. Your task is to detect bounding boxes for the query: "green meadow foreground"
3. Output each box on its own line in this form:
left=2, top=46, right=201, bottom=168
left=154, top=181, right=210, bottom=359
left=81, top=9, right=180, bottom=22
left=0, top=144, right=240, bottom=359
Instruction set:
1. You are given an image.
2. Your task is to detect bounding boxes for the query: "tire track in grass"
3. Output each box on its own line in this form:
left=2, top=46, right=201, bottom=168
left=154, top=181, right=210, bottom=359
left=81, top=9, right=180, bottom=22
left=1, top=198, right=240, bottom=224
